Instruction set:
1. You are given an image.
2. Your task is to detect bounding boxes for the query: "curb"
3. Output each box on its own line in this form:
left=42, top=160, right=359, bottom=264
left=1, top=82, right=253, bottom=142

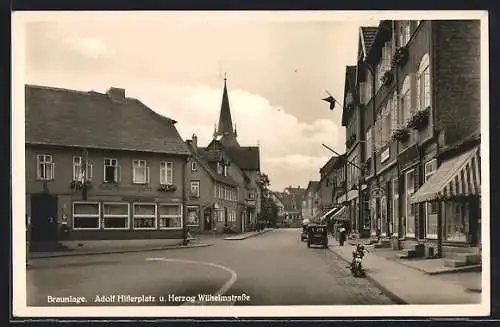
left=328, top=246, right=407, bottom=305
left=29, top=243, right=214, bottom=259
left=223, top=229, right=272, bottom=240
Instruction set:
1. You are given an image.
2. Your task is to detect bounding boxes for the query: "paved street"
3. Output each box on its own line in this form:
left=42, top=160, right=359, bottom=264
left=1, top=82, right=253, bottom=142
left=27, top=229, right=394, bottom=306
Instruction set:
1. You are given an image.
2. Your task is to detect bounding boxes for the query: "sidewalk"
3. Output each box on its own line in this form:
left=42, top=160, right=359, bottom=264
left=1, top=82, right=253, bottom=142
left=328, top=235, right=481, bottom=305
left=29, top=239, right=213, bottom=259
left=223, top=228, right=273, bottom=240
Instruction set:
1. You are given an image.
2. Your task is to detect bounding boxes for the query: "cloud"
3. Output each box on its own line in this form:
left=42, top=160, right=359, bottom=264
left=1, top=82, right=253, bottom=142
left=63, top=37, right=115, bottom=59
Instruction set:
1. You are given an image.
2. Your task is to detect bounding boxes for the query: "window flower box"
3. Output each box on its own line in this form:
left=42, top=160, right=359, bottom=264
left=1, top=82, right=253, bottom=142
left=381, top=70, right=393, bottom=86
left=158, top=184, right=177, bottom=192
left=406, top=106, right=430, bottom=131
left=391, top=127, right=410, bottom=142
left=392, top=46, right=409, bottom=67
left=70, top=180, right=92, bottom=191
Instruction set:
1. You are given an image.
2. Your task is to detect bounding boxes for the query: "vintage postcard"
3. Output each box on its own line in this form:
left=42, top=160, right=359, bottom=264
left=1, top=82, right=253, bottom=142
left=11, top=10, right=490, bottom=318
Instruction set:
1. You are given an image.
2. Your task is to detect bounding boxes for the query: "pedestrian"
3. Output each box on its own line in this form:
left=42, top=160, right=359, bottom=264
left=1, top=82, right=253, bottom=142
left=339, top=224, right=347, bottom=246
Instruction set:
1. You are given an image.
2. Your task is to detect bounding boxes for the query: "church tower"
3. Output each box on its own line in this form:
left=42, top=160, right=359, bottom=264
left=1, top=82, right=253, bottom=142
left=213, top=74, right=240, bottom=148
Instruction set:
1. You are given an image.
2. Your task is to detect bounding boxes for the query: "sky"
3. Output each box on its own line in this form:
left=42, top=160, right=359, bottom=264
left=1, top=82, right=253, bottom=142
left=20, top=11, right=379, bottom=191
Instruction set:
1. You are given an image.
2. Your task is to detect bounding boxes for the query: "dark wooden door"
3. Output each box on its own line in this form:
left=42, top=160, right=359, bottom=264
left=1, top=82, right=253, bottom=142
left=30, top=194, right=58, bottom=242
left=224, top=207, right=228, bottom=226
left=204, top=210, right=212, bottom=231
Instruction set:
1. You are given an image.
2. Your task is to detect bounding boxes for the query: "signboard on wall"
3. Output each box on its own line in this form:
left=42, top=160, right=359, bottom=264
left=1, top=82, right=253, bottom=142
left=381, top=147, right=390, bottom=163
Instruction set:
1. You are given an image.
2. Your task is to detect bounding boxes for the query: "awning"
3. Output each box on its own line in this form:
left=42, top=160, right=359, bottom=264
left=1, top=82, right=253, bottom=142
left=320, top=207, right=341, bottom=221
left=410, top=146, right=481, bottom=204
left=331, top=206, right=347, bottom=221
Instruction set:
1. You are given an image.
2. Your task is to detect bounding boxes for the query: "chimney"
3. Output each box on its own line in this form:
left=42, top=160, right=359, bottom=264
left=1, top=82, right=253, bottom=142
left=192, top=134, right=198, bottom=150
left=106, top=87, right=126, bottom=103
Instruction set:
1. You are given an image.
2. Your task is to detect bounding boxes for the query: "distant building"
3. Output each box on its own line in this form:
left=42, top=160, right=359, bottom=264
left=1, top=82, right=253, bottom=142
left=26, top=85, right=191, bottom=243
left=302, top=181, right=319, bottom=221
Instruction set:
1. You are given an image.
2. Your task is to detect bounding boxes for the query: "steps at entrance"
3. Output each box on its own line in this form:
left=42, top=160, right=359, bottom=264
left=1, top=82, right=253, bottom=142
left=444, top=253, right=481, bottom=267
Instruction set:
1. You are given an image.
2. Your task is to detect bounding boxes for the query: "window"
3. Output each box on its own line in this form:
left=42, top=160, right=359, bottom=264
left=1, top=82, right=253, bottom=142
left=132, top=160, right=150, bottom=184
left=390, top=92, right=398, bottom=133
left=382, top=103, right=391, bottom=146
left=133, top=203, right=156, bottom=229
left=382, top=41, right=392, bottom=72
left=228, top=211, right=236, bottom=222
left=381, top=196, right=388, bottom=236
left=159, top=204, right=182, bottom=229
left=73, top=156, right=93, bottom=181
left=424, top=159, right=437, bottom=182
left=104, top=158, right=120, bottom=183
left=360, top=82, right=366, bottom=104
left=399, top=22, right=411, bottom=47
left=73, top=202, right=100, bottom=229
left=416, top=53, right=431, bottom=111
left=160, top=161, right=173, bottom=185
left=103, top=203, right=129, bottom=229
left=37, top=154, right=54, bottom=180
left=392, top=178, right=399, bottom=236
left=186, top=206, right=200, bottom=226
left=424, top=159, right=438, bottom=238
left=366, top=127, right=373, bottom=159
left=400, top=76, right=411, bottom=126
left=223, top=165, right=228, bottom=176
left=217, top=162, right=223, bottom=174
left=190, top=181, right=200, bottom=197
left=405, top=169, right=417, bottom=237
left=191, top=161, right=197, bottom=171
left=249, top=192, right=255, bottom=200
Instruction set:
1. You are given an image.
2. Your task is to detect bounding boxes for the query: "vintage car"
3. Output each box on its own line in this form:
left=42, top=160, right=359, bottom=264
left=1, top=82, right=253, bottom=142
left=306, top=224, right=329, bottom=248
left=300, top=219, right=311, bottom=241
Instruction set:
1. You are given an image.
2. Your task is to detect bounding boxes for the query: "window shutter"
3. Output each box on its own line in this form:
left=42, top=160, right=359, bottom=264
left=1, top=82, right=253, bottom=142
left=36, top=157, right=41, bottom=180
left=146, top=167, right=150, bottom=183
left=87, top=164, right=93, bottom=180
left=51, top=163, right=55, bottom=180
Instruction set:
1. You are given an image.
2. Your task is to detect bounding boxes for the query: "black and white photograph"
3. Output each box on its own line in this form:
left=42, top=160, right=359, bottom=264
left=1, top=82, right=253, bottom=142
left=12, top=10, right=489, bottom=318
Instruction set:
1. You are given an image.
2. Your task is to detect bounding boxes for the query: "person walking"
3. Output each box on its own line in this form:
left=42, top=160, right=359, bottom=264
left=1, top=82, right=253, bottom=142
left=339, top=223, right=347, bottom=246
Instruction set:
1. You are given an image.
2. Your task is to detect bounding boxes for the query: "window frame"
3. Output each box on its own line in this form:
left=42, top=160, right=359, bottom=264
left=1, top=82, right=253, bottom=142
left=158, top=203, right=183, bottom=230
left=72, top=201, right=101, bottom=230
left=132, top=202, right=157, bottom=230
left=400, top=76, right=411, bottom=126
left=392, top=178, right=399, bottom=237
left=160, top=161, right=173, bottom=185
left=186, top=205, right=200, bottom=227
left=36, top=154, right=55, bottom=181
left=104, top=158, right=120, bottom=183
left=190, top=180, right=200, bottom=198
left=102, top=202, right=130, bottom=230
left=405, top=169, right=416, bottom=238
left=132, top=159, right=150, bottom=184
left=73, top=156, right=93, bottom=181
left=416, top=53, right=431, bottom=111
left=191, top=161, right=197, bottom=172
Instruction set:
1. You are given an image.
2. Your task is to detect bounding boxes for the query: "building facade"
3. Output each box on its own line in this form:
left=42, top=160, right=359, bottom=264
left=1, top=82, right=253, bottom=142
left=302, top=181, right=319, bottom=221
left=353, top=20, right=481, bottom=254
left=26, top=85, right=191, bottom=242
left=205, top=77, right=262, bottom=232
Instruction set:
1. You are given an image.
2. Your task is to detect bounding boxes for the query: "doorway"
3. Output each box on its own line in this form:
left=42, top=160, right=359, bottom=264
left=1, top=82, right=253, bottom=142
left=224, top=207, right=228, bottom=226
left=204, top=209, right=212, bottom=231
left=30, top=193, right=58, bottom=242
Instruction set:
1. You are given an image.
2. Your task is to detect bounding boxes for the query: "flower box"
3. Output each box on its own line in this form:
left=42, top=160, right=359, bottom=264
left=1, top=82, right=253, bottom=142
left=381, top=70, right=393, bottom=86
left=70, top=180, right=92, bottom=191
left=406, top=107, right=430, bottom=131
left=158, top=184, right=177, bottom=192
left=391, top=127, right=410, bottom=142
left=392, top=46, right=409, bottom=67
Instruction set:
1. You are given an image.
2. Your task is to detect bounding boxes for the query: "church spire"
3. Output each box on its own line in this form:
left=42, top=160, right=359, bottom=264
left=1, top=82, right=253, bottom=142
left=215, top=73, right=235, bottom=136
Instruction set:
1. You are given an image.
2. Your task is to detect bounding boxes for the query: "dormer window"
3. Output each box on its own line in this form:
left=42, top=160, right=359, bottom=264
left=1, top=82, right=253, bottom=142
left=191, top=161, right=197, bottom=172
left=217, top=162, right=223, bottom=174
left=223, top=165, right=228, bottom=176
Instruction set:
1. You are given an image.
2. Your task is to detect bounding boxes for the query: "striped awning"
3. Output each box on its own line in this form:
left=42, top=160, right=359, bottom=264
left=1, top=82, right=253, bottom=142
left=409, top=146, right=481, bottom=204
left=331, top=206, right=348, bottom=221
left=320, top=207, right=341, bottom=221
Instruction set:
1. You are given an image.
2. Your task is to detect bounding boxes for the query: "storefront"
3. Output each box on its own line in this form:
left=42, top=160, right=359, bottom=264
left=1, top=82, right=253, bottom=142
left=409, top=145, right=481, bottom=247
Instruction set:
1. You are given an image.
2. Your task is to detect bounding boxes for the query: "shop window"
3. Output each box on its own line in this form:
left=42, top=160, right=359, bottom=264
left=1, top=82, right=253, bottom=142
left=405, top=169, right=417, bottom=237
left=133, top=203, right=156, bottom=229
left=103, top=203, right=129, bottom=229
left=444, top=202, right=468, bottom=242
left=392, top=178, right=399, bottom=236
left=73, top=202, right=100, bottom=230
left=186, top=206, right=200, bottom=226
left=426, top=201, right=439, bottom=239
left=158, top=204, right=182, bottom=229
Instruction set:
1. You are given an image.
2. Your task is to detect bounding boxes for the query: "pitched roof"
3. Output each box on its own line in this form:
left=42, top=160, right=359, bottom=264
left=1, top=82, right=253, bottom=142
left=221, top=146, right=260, bottom=171
left=187, top=143, right=238, bottom=187
left=215, top=78, right=235, bottom=136
left=320, top=155, right=345, bottom=175
left=306, top=181, right=320, bottom=193
left=273, top=192, right=299, bottom=211
left=359, top=26, right=379, bottom=59
left=26, top=84, right=190, bottom=155
left=341, top=66, right=358, bottom=126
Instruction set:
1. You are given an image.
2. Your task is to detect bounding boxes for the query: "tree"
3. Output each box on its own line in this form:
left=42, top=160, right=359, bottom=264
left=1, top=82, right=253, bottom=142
left=258, top=173, right=278, bottom=227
